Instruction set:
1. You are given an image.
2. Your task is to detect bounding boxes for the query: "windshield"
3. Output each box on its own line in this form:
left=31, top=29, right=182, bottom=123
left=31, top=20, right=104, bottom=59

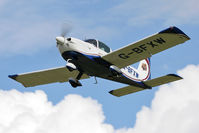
left=98, top=41, right=111, bottom=53
left=84, top=39, right=97, bottom=47
left=85, top=39, right=111, bottom=53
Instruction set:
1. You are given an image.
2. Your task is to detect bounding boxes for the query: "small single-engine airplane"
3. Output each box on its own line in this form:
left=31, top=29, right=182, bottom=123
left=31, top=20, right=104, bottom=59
left=9, top=26, right=190, bottom=97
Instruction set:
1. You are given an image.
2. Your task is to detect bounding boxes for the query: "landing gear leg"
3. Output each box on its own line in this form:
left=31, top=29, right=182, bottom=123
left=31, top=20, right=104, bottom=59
left=69, top=72, right=83, bottom=88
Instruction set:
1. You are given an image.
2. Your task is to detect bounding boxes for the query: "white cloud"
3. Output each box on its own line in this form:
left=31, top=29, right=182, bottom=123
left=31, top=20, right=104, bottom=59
left=111, top=0, right=199, bottom=26
left=0, top=89, right=114, bottom=133
left=117, top=64, right=199, bottom=133
left=1, top=64, right=199, bottom=133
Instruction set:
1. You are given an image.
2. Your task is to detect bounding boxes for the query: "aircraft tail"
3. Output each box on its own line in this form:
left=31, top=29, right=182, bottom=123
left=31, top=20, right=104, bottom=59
left=137, top=58, right=151, bottom=81
left=109, top=74, right=182, bottom=97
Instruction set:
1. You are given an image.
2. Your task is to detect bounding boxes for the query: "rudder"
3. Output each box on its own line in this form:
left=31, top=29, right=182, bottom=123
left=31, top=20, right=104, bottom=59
left=137, top=58, right=151, bottom=81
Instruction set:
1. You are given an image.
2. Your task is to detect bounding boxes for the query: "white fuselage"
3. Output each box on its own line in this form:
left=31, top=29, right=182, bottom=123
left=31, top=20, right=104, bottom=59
left=56, top=37, right=150, bottom=82
left=57, top=37, right=108, bottom=57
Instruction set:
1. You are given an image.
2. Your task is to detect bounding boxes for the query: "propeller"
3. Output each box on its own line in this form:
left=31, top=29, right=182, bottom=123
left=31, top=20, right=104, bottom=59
left=60, top=22, right=73, bottom=38
left=56, top=22, right=73, bottom=46
left=56, top=23, right=73, bottom=46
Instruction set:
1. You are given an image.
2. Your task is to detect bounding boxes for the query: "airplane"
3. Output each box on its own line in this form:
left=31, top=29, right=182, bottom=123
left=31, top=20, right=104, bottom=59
left=8, top=26, right=190, bottom=97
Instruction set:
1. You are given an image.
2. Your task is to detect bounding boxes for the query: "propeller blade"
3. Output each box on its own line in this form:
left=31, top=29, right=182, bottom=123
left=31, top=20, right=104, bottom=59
left=61, top=22, right=73, bottom=37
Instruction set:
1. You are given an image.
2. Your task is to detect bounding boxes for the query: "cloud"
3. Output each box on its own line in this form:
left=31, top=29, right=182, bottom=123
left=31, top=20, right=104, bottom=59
left=0, top=89, right=114, bottom=133
left=1, top=64, right=199, bottom=133
left=117, top=64, right=199, bottom=133
left=111, top=0, right=199, bottom=26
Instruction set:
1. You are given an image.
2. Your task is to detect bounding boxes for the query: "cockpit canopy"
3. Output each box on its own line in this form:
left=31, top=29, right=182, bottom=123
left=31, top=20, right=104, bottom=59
left=84, top=39, right=111, bottom=53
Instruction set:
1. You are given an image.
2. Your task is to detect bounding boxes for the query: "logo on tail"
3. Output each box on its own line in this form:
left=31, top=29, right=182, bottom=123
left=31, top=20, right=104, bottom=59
left=137, top=58, right=151, bottom=81
left=142, top=63, right=147, bottom=71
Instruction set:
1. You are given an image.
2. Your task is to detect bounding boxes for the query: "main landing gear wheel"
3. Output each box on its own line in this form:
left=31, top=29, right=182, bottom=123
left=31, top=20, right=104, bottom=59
left=68, top=72, right=83, bottom=88
left=69, top=78, right=82, bottom=88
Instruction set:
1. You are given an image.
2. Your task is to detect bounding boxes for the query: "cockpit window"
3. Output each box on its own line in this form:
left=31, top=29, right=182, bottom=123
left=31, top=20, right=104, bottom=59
left=85, top=39, right=111, bottom=53
left=98, top=41, right=111, bottom=53
left=84, top=39, right=97, bottom=47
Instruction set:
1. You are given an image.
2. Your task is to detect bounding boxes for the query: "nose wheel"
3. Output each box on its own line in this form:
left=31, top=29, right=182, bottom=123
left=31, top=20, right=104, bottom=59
left=68, top=72, right=83, bottom=88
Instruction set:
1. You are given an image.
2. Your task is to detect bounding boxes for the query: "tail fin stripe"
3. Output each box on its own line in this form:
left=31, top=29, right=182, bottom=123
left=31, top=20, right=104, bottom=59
left=143, top=58, right=151, bottom=80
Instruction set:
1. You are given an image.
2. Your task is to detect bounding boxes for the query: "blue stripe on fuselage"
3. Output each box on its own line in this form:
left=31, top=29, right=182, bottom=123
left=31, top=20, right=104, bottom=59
left=81, top=53, right=100, bottom=60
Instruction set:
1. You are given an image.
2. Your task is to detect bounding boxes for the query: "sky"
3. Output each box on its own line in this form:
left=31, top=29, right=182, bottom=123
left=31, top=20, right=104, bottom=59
left=0, top=0, right=199, bottom=132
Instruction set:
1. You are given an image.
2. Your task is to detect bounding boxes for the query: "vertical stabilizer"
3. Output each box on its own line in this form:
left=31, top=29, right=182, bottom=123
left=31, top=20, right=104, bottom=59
left=137, top=58, right=151, bottom=81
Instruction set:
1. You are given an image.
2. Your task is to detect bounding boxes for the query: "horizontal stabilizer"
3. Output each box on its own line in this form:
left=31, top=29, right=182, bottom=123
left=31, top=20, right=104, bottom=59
left=109, top=74, right=182, bottom=97
left=143, top=74, right=182, bottom=87
left=109, top=86, right=147, bottom=97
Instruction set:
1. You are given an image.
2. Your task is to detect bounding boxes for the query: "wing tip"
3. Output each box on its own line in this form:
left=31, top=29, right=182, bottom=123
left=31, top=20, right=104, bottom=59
left=8, top=74, right=18, bottom=80
left=167, top=74, right=183, bottom=80
left=159, top=26, right=190, bottom=40
left=109, top=90, right=120, bottom=97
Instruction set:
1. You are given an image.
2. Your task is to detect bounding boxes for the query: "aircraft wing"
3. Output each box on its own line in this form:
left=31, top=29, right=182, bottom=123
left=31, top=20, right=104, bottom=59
left=8, top=66, right=89, bottom=87
left=102, top=26, right=190, bottom=68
